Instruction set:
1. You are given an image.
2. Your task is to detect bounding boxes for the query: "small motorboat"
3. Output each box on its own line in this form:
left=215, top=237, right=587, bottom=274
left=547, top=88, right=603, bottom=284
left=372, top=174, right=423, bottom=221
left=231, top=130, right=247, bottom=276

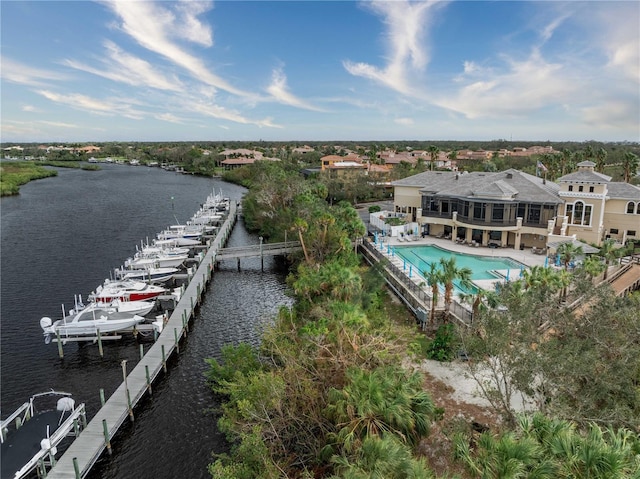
left=40, top=298, right=146, bottom=343
left=124, top=250, right=188, bottom=269
left=114, top=266, right=178, bottom=284
left=88, top=279, right=167, bottom=303
left=1, top=391, right=86, bottom=479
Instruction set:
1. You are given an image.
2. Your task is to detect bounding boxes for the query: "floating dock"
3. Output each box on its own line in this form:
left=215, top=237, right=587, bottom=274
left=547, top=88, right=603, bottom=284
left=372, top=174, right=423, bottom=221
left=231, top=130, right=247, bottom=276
left=46, top=202, right=237, bottom=478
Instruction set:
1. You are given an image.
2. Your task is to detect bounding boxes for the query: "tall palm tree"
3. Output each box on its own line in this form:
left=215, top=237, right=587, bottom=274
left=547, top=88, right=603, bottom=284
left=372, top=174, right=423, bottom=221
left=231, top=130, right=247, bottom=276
left=447, top=150, right=458, bottom=165
left=427, top=145, right=439, bottom=171
left=595, top=147, right=607, bottom=173
left=422, top=262, right=442, bottom=326
left=621, top=151, right=639, bottom=183
left=291, top=217, right=310, bottom=263
left=598, top=238, right=619, bottom=280
left=560, top=148, right=573, bottom=177
left=439, top=257, right=473, bottom=321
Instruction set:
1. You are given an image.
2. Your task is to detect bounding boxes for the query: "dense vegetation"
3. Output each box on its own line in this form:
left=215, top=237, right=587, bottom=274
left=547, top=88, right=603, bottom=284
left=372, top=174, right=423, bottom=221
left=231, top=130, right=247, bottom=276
left=0, top=161, right=58, bottom=196
left=204, top=161, right=640, bottom=478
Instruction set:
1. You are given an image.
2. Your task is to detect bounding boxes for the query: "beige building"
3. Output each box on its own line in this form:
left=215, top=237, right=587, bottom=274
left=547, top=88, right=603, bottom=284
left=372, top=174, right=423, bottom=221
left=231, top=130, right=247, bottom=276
left=392, top=162, right=640, bottom=250
left=555, top=161, right=640, bottom=245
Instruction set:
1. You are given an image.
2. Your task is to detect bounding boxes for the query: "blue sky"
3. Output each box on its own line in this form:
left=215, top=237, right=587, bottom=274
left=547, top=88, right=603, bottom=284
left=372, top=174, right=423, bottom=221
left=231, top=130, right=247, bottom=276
left=1, top=1, right=639, bottom=143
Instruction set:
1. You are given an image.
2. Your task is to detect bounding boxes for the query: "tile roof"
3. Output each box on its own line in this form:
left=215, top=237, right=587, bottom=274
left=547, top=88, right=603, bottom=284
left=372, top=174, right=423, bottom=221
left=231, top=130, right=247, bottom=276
left=557, top=170, right=612, bottom=182
left=607, top=182, right=640, bottom=200
left=393, top=169, right=562, bottom=204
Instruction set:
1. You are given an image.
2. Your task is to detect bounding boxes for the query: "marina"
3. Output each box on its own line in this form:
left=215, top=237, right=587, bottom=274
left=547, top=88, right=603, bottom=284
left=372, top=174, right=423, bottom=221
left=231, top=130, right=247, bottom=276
left=32, top=193, right=238, bottom=478
left=1, top=165, right=294, bottom=479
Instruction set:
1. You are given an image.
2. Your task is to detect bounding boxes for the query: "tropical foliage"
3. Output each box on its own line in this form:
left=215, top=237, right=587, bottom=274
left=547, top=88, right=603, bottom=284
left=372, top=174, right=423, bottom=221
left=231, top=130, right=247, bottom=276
left=206, top=160, right=640, bottom=478
left=455, top=414, right=640, bottom=479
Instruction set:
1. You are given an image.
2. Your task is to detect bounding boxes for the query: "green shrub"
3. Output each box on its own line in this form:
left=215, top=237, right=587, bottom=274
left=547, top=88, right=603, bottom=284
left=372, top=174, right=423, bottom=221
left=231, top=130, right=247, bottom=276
left=368, top=205, right=381, bottom=213
left=426, top=323, right=458, bottom=362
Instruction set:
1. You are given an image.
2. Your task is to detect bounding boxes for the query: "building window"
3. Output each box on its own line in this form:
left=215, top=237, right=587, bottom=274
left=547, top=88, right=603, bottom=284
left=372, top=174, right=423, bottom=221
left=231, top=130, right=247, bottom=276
left=627, top=202, right=636, bottom=214
left=628, top=230, right=637, bottom=237
left=492, top=204, right=504, bottom=221
left=568, top=201, right=592, bottom=226
left=610, top=228, right=619, bottom=234
left=568, top=185, right=573, bottom=192
left=589, top=186, right=594, bottom=193
left=578, top=185, right=584, bottom=192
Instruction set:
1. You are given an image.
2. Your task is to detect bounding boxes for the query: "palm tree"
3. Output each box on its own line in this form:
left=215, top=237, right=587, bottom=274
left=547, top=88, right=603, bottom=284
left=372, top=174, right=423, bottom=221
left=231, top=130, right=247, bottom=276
left=291, top=217, right=310, bottom=263
left=326, top=366, right=435, bottom=453
left=521, top=265, right=563, bottom=297
left=427, top=145, right=439, bottom=171
left=447, top=150, right=458, bottom=165
left=621, top=151, right=639, bottom=183
left=579, top=255, right=606, bottom=282
left=459, top=288, right=500, bottom=320
left=595, top=147, right=607, bottom=173
left=560, top=149, right=573, bottom=177
left=598, top=238, right=619, bottom=280
left=439, top=257, right=473, bottom=321
left=422, top=262, right=442, bottom=326
left=555, top=242, right=583, bottom=271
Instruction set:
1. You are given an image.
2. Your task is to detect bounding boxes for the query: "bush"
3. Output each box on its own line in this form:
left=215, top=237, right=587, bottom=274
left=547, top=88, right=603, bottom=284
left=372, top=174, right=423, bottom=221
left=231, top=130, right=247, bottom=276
left=368, top=205, right=381, bottom=213
left=426, top=323, right=458, bottom=362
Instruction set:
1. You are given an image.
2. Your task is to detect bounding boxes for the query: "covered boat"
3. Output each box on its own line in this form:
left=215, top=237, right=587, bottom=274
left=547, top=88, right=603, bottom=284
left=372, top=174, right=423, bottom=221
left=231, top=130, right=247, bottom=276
left=1, top=391, right=86, bottom=479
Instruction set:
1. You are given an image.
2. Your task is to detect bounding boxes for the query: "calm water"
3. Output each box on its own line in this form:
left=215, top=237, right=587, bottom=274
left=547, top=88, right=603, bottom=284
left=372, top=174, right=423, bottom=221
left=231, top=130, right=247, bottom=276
left=1, top=164, right=293, bottom=478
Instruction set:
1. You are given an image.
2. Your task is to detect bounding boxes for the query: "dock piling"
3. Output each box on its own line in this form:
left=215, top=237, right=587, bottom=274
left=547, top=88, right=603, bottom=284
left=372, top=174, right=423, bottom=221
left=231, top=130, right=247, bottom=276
left=97, top=329, right=103, bottom=357
left=102, top=420, right=112, bottom=455
left=73, top=458, right=80, bottom=479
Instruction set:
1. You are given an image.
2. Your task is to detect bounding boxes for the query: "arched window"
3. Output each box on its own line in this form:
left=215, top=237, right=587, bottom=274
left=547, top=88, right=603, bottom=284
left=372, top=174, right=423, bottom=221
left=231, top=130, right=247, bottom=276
left=573, top=201, right=584, bottom=225
left=570, top=201, right=592, bottom=226
left=627, top=202, right=635, bottom=214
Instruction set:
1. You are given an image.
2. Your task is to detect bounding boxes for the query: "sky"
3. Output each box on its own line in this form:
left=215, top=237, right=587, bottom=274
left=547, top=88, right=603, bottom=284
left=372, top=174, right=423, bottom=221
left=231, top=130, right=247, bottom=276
left=1, top=1, right=639, bottom=143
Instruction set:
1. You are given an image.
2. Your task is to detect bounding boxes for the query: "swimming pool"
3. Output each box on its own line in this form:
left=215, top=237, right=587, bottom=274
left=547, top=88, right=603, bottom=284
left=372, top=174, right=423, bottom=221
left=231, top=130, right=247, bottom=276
left=394, top=244, right=524, bottom=293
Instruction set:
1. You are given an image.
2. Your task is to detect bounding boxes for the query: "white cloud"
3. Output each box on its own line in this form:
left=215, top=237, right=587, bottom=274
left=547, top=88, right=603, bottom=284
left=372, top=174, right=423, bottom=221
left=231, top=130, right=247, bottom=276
left=39, top=120, right=79, bottom=128
left=22, top=105, right=40, bottom=113
left=343, top=0, right=443, bottom=95
left=266, top=68, right=324, bottom=111
left=394, top=117, right=414, bottom=125
left=106, top=1, right=255, bottom=98
left=437, top=49, right=573, bottom=119
left=1, top=58, right=68, bottom=86
left=155, top=113, right=184, bottom=124
left=183, top=97, right=281, bottom=128
left=35, top=89, right=145, bottom=119
left=63, top=40, right=183, bottom=92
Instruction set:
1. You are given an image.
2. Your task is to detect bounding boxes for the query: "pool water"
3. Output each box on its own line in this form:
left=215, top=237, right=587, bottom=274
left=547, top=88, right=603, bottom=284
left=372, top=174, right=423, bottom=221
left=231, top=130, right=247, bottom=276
left=395, top=244, right=523, bottom=293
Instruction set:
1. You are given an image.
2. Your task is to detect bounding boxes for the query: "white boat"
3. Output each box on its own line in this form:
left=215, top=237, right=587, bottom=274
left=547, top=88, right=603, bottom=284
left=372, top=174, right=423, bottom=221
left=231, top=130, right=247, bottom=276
left=40, top=298, right=146, bottom=342
left=88, top=279, right=167, bottom=303
left=124, top=250, right=188, bottom=269
left=1, top=391, right=86, bottom=479
left=114, top=266, right=178, bottom=283
left=157, top=224, right=204, bottom=242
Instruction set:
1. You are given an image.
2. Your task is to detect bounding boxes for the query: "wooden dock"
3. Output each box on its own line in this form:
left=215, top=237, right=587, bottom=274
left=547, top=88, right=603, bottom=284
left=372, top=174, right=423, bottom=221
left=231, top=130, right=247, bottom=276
left=47, top=203, right=237, bottom=478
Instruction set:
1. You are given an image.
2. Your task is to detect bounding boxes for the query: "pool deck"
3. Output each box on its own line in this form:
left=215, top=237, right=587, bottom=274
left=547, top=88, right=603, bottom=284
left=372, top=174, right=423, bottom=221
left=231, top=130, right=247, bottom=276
left=373, top=234, right=550, bottom=293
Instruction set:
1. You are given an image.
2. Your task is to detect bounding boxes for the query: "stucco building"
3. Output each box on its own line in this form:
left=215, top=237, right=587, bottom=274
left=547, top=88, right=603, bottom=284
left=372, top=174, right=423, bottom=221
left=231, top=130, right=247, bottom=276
left=392, top=162, right=640, bottom=249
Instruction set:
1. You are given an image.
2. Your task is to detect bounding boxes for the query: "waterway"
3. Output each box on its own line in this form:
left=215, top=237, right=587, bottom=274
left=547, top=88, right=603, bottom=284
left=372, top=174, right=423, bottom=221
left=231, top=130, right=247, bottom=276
left=0, top=164, right=293, bottom=478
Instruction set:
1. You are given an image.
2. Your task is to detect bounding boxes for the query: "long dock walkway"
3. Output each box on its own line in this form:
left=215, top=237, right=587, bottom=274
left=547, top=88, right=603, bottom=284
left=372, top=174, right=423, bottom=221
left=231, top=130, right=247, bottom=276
left=47, top=203, right=237, bottom=479
left=609, top=262, right=640, bottom=296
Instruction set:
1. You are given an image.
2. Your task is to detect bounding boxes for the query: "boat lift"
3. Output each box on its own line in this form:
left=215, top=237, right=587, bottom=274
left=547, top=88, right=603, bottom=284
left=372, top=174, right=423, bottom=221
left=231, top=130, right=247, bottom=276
left=1, top=391, right=87, bottom=479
